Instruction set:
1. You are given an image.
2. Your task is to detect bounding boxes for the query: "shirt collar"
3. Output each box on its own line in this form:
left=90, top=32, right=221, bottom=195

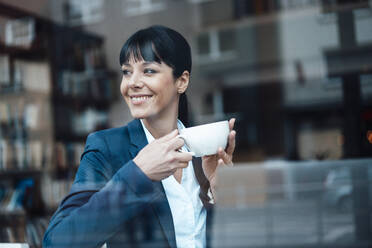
left=140, top=119, right=185, bottom=144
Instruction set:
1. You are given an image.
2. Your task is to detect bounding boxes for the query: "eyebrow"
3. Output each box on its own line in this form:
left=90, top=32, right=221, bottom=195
left=121, top=61, right=160, bottom=69
left=143, top=61, right=160, bottom=66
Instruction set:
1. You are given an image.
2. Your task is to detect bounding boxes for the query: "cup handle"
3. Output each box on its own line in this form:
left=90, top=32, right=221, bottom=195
left=176, top=135, right=195, bottom=156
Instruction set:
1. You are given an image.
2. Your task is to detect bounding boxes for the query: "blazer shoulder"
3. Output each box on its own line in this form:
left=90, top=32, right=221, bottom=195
left=85, top=122, right=137, bottom=157
left=84, top=125, right=128, bottom=151
left=87, top=119, right=141, bottom=143
left=88, top=125, right=130, bottom=141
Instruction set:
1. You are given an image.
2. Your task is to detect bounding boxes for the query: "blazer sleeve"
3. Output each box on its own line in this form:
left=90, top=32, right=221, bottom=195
left=43, top=132, right=154, bottom=248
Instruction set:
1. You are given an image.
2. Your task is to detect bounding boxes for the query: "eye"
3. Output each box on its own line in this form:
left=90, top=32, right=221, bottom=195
left=144, top=68, right=157, bottom=74
left=122, top=69, right=131, bottom=76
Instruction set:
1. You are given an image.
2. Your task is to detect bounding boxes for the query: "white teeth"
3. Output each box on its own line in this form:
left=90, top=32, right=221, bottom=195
left=131, top=96, right=151, bottom=102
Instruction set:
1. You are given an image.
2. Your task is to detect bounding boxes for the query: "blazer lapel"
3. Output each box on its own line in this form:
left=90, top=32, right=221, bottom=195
left=127, top=119, right=177, bottom=248
left=150, top=182, right=177, bottom=248
left=127, top=119, right=148, bottom=158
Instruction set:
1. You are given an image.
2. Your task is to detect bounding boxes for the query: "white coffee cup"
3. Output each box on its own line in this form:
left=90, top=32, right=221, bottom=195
left=177, top=120, right=229, bottom=157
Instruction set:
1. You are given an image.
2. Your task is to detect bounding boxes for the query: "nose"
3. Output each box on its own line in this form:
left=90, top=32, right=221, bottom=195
left=127, top=72, right=144, bottom=88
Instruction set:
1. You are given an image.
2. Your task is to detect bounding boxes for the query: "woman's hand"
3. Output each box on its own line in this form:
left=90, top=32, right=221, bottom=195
left=133, top=129, right=193, bottom=181
left=202, top=118, right=236, bottom=201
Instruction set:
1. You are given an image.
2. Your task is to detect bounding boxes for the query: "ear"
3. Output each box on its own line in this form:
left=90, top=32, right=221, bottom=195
left=175, top=70, right=190, bottom=94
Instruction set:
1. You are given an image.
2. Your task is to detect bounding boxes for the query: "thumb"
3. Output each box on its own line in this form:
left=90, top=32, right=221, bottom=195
left=218, top=158, right=224, bottom=167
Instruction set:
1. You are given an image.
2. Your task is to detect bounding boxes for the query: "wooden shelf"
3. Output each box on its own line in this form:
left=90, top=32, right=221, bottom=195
left=0, top=169, right=42, bottom=180
left=0, top=209, right=26, bottom=217
left=0, top=90, right=50, bottom=99
left=0, top=43, right=47, bottom=60
left=55, top=132, right=88, bottom=142
left=0, top=89, right=26, bottom=96
left=53, top=94, right=110, bottom=110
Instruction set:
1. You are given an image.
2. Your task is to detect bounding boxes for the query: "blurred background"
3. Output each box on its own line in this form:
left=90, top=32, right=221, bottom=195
left=0, top=0, right=371, bottom=247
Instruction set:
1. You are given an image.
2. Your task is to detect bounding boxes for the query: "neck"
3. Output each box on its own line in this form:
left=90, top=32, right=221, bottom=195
left=141, top=95, right=181, bottom=138
left=142, top=114, right=178, bottom=139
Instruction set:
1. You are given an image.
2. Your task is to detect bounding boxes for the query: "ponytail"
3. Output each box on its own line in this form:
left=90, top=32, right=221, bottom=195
left=178, top=93, right=189, bottom=127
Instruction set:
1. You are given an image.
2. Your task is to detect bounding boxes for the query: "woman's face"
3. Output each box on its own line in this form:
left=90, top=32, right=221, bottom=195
left=120, top=58, right=180, bottom=121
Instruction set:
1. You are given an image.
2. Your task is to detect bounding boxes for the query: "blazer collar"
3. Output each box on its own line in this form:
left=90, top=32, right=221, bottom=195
left=127, top=119, right=177, bottom=248
left=127, top=119, right=148, bottom=158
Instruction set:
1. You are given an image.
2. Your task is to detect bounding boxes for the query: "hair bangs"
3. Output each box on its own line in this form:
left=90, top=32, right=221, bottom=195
left=119, top=25, right=191, bottom=78
left=120, top=33, right=162, bottom=65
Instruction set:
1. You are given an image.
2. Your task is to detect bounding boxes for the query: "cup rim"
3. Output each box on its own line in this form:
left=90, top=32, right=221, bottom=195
left=183, top=120, right=229, bottom=130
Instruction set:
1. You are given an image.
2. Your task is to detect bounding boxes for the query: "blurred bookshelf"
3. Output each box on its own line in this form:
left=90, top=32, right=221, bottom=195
left=0, top=3, right=115, bottom=247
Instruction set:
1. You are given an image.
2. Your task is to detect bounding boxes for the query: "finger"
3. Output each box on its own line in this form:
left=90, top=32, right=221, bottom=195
left=202, top=154, right=214, bottom=159
left=226, top=130, right=236, bottom=155
left=158, top=129, right=179, bottom=142
left=167, top=136, right=185, bottom=151
left=218, top=158, right=224, bottom=167
left=229, top=118, right=236, bottom=131
left=174, top=150, right=193, bottom=163
left=218, top=147, right=233, bottom=166
left=169, top=167, right=178, bottom=175
left=178, top=161, right=189, bottom=169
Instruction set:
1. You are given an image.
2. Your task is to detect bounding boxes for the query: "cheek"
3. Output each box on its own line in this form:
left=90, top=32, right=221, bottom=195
left=155, top=78, right=176, bottom=97
left=120, top=79, right=127, bottom=98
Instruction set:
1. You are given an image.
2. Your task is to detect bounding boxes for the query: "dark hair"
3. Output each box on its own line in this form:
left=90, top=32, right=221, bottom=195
left=119, top=25, right=191, bottom=125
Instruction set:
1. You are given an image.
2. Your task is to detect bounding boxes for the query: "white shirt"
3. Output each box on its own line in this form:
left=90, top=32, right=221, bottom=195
left=140, top=119, right=207, bottom=248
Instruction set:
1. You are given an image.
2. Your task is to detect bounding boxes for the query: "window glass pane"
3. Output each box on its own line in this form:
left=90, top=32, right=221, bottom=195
left=68, top=0, right=103, bottom=24
left=68, top=0, right=83, bottom=22
left=0, top=55, right=10, bottom=85
left=218, top=29, right=235, bottom=52
left=88, top=0, right=103, bottom=17
left=125, top=0, right=165, bottom=16
left=126, top=0, right=141, bottom=9
left=197, top=33, right=210, bottom=55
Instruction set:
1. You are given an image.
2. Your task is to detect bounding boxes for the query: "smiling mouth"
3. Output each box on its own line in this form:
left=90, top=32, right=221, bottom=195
left=130, top=95, right=153, bottom=105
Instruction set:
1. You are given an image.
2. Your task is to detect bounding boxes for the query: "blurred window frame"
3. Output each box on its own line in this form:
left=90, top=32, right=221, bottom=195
left=0, top=55, right=10, bottom=86
left=123, top=0, right=166, bottom=17
left=195, top=29, right=237, bottom=64
left=188, top=0, right=215, bottom=4
left=279, top=0, right=321, bottom=11
left=67, top=0, right=104, bottom=26
left=5, top=18, right=35, bottom=47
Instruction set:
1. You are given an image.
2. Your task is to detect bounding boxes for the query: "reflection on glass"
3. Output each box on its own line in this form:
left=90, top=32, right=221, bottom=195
left=212, top=160, right=372, bottom=247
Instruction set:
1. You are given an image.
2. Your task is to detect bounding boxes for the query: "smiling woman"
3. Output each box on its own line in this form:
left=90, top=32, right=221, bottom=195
left=119, top=25, right=192, bottom=130
left=43, top=25, right=236, bottom=248
left=120, top=60, right=185, bottom=126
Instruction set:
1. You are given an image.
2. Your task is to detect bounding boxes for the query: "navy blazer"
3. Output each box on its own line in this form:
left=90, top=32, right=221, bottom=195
left=43, top=119, right=213, bottom=248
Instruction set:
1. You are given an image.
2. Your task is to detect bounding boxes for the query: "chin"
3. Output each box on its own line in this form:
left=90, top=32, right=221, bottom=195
left=130, top=113, right=145, bottom=119
left=130, top=110, right=150, bottom=119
